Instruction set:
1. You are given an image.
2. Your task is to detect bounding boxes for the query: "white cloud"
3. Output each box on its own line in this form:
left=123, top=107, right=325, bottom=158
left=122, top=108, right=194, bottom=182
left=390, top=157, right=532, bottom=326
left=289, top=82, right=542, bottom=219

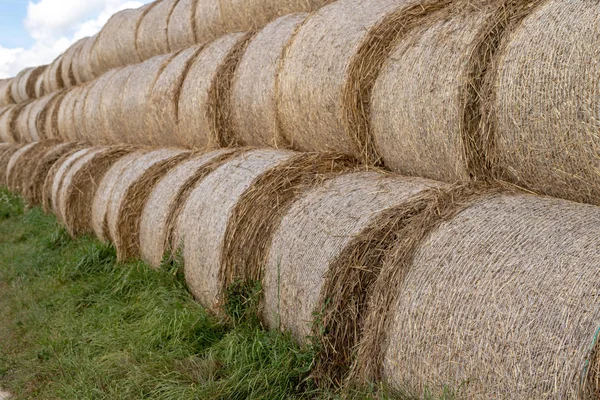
left=0, top=0, right=148, bottom=79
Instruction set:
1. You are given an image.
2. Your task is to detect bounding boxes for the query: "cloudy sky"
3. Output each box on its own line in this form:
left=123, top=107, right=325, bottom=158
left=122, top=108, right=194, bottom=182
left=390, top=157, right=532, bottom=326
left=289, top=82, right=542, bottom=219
left=0, top=0, right=152, bottom=78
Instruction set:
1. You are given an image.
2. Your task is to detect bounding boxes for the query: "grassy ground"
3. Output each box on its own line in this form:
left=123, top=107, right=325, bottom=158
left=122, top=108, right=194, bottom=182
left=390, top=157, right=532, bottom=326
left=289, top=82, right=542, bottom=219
left=0, top=188, right=408, bottom=400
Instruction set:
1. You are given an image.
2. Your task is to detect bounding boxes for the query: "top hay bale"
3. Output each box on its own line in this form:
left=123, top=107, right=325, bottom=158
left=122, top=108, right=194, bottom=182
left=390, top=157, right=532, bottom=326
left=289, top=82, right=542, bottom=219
left=136, top=0, right=180, bottom=61
left=12, top=66, right=46, bottom=103
left=193, top=0, right=225, bottom=45
left=489, top=0, right=600, bottom=205
left=73, top=35, right=98, bottom=84
left=178, top=32, right=252, bottom=149
left=358, top=192, right=600, bottom=398
left=231, top=13, right=307, bottom=147
left=167, top=0, right=196, bottom=52
left=61, top=39, right=86, bottom=88
left=277, top=0, right=451, bottom=163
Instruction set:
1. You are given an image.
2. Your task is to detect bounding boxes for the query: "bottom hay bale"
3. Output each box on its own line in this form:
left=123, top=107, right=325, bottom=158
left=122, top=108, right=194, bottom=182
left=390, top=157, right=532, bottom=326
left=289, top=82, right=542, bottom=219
left=261, top=171, right=443, bottom=384
left=0, top=145, right=22, bottom=186
left=106, top=149, right=191, bottom=261
left=354, top=190, right=600, bottom=398
left=139, top=149, right=238, bottom=269
left=23, top=142, right=82, bottom=205
left=92, top=151, right=145, bottom=242
left=58, top=146, right=136, bottom=236
left=7, top=141, right=59, bottom=194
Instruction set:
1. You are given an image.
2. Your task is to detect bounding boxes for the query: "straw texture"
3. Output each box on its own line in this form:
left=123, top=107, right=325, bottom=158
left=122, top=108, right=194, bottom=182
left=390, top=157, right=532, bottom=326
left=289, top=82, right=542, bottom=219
left=147, top=45, right=205, bottom=145
left=231, top=13, right=306, bottom=147
left=75, top=35, right=98, bottom=83
left=491, top=0, right=600, bottom=205
left=61, top=39, right=86, bottom=88
left=369, top=193, right=600, bottom=398
left=0, top=145, right=22, bottom=186
left=277, top=0, right=450, bottom=163
left=106, top=148, right=190, bottom=261
left=43, top=90, right=68, bottom=140
left=82, top=70, right=119, bottom=143
left=194, top=0, right=225, bottom=44
left=137, top=0, right=179, bottom=60
left=167, top=0, right=196, bottom=52
left=100, top=66, right=135, bottom=144
left=6, top=142, right=39, bottom=192
left=181, top=149, right=296, bottom=312
left=139, top=149, right=236, bottom=268
left=178, top=32, right=251, bottom=148
left=0, top=105, right=19, bottom=143
left=0, top=79, right=13, bottom=107
left=40, top=146, right=88, bottom=212
left=14, top=101, right=34, bottom=143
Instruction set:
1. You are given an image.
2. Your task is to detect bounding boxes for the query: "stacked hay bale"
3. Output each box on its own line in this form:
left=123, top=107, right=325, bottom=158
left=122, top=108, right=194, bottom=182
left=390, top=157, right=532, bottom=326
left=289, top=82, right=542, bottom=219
left=14, top=101, right=34, bottom=142
left=371, top=0, right=542, bottom=182
left=0, top=79, right=13, bottom=107
left=353, top=189, right=600, bottom=398
left=136, top=0, right=180, bottom=60
left=100, top=66, right=136, bottom=144
left=177, top=32, right=252, bottom=148
left=147, top=44, right=205, bottom=146
left=11, top=65, right=46, bottom=103
left=43, top=54, right=65, bottom=94
left=57, top=89, right=78, bottom=142
left=488, top=0, right=600, bottom=205
left=0, top=105, right=18, bottom=142
left=167, top=0, right=196, bottom=52
left=193, top=0, right=225, bottom=46
left=60, top=39, right=86, bottom=88
left=0, top=144, right=22, bottom=186
left=82, top=70, right=119, bottom=143
left=73, top=35, right=98, bottom=84
left=105, top=148, right=190, bottom=261
left=6, top=141, right=59, bottom=194
left=231, top=13, right=307, bottom=147
left=57, top=146, right=135, bottom=236
left=277, top=0, right=451, bottom=164
left=34, top=73, right=45, bottom=98
left=42, top=90, right=68, bottom=140
left=179, top=149, right=355, bottom=313
left=139, top=149, right=238, bottom=268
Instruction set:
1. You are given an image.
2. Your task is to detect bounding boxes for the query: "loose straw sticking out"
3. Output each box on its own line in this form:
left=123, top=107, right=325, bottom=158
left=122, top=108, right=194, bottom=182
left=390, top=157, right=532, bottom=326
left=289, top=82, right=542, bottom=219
left=261, top=171, right=442, bottom=384
left=41, top=145, right=89, bottom=213
left=137, top=0, right=180, bottom=60
left=61, top=39, right=86, bottom=89
left=181, top=149, right=300, bottom=312
left=82, top=69, right=119, bottom=144
left=147, top=44, right=205, bottom=146
left=193, top=0, right=225, bottom=44
left=177, top=32, right=252, bottom=149
left=355, top=191, right=600, bottom=398
left=7, top=141, right=59, bottom=194
left=139, top=148, right=237, bottom=269
left=24, top=142, right=83, bottom=205
left=58, top=146, right=136, bottom=237
left=278, top=0, right=450, bottom=164
left=92, top=150, right=145, bottom=241
left=100, top=66, right=135, bottom=144
left=490, top=0, right=600, bottom=205
left=231, top=13, right=307, bottom=148
left=167, top=0, right=196, bottom=52
left=107, top=148, right=191, bottom=261
left=122, top=54, right=178, bottom=145
left=0, top=145, right=23, bottom=186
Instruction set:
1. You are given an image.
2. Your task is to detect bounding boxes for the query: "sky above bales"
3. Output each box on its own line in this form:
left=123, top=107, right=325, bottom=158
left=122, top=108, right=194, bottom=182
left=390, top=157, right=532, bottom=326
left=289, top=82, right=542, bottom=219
left=0, top=0, right=153, bottom=78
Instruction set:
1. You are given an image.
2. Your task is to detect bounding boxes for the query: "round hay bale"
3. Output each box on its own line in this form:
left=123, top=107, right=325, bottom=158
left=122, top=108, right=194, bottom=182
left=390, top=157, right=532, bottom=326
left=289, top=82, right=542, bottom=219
left=45, top=55, right=65, bottom=93
left=57, top=89, right=78, bottom=142
left=177, top=32, right=252, bottom=148
left=194, top=0, right=225, bottom=44
left=7, top=141, right=59, bottom=194
left=92, top=150, right=145, bottom=241
left=167, top=0, right=196, bottom=52
left=34, top=72, right=45, bottom=98
left=23, top=142, right=84, bottom=205
left=7, top=101, right=32, bottom=142
left=27, top=97, right=49, bottom=142
left=105, top=148, right=190, bottom=261
left=26, top=65, right=47, bottom=99
left=356, top=192, right=600, bottom=398
left=181, top=149, right=303, bottom=312
left=122, top=54, right=178, bottom=144
left=74, top=35, right=98, bottom=83
left=262, top=172, right=442, bottom=381
left=34, top=91, right=63, bottom=141
left=231, top=13, right=307, bottom=147
left=71, top=85, right=91, bottom=142
left=58, top=146, right=136, bottom=236
left=100, top=66, right=136, bottom=144
left=139, top=148, right=237, bottom=268
left=0, top=106, right=10, bottom=142
left=11, top=67, right=33, bottom=103
left=0, top=79, right=14, bottom=106
left=0, top=144, right=23, bottom=186
left=136, top=0, right=180, bottom=61
left=14, top=101, right=35, bottom=143
left=82, top=69, right=119, bottom=144
left=490, top=0, right=600, bottom=205
left=0, top=105, right=17, bottom=143
left=61, top=39, right=86, bottom=88
left=43, top=90, right=68, bottom=140
left=147, top=44, right=205, bottom=146
left=277, top=0, right=450, bottom=163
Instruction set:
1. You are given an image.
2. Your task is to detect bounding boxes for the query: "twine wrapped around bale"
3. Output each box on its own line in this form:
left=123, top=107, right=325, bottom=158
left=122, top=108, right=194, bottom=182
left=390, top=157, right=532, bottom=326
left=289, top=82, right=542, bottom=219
left=58, top=146, right=135, bottom=236
left=92, top=151, right=144, bottom=241
left=61, top=39, right=86, bottom=88
left=488, top=0, right=600, bottom=205
left=100, top=66, right=135, bottom=144
left=106, top=148, right=190, bottom=261
left=7, top=141, right=59, bottom=194
left=277, top=0, right=451, bottom=164
left=354, top=188, right=600, bottom=398
left=74, top=35, right=98, bottom=83
left=0, top=145, right=23, bottom=186
left=82, top=70, right=119, bottom=143
left=24, top=142, right=84, bottom=205
left=178, top=32, right=252, bottom=148
left=136, top=0, right=180, bottom=60
left=194, top=0, right=225, bottom=44
left=372, top=0, right=542, bottom=183
left=147, top=44, right=205, bottom=146
left=167, top=0, right=196, bottom=52
left=181, top=149, right=309, bottom=312
left=0, top=79, right=13, bottom=107
left=122, top=54, right=178, bottom=144
left=231, top=13, right=307, bottom=147
left=140, top=149, right=237, bottom=268
left=261, top=172, right=442, bottom=384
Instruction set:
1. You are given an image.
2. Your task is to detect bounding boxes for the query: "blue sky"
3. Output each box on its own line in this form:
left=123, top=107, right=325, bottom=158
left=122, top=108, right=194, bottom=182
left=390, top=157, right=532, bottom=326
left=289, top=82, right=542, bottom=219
left=0, top=0, right=32, bottom=48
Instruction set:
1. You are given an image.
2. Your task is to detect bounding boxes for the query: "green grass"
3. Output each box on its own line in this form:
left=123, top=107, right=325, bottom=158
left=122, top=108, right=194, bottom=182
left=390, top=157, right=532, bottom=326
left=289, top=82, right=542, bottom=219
left=0, top=188, right=412, bottom=400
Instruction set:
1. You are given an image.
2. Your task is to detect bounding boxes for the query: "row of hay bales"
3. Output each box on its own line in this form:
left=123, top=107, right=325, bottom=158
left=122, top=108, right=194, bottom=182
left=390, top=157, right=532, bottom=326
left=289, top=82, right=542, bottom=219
left=2, top=139, right=600, bottom=398
left=2, top=0, right=600, bottom=208
left=0, top=0, right=333, bottom=106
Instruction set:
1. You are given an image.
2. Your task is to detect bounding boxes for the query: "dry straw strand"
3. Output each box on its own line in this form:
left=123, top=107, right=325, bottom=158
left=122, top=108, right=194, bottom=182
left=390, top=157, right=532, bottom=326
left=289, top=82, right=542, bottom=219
left=7, top=141, right=59, bottom=194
